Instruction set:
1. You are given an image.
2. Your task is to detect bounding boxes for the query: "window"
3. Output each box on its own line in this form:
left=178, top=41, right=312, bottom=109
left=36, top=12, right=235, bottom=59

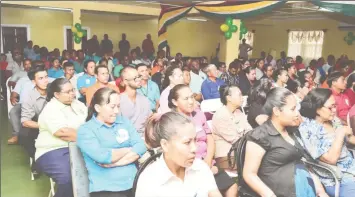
left=287, top=30, right=324, bottom=65
left=240, top=31, right=254, bottom=56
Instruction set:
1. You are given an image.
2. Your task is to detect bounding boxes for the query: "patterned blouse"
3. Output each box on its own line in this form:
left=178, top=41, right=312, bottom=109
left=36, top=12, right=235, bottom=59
left=298, top=117, right=355, bottom=186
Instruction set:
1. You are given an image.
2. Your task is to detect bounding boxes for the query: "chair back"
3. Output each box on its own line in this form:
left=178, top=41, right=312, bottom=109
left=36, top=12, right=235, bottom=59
left=200, top=98, right=223, bottom=113
left=6, top=78, right=13, bottom=118
left=68, top=142, right=90, bottom=197
left=132, top=152, right=162, bottom=197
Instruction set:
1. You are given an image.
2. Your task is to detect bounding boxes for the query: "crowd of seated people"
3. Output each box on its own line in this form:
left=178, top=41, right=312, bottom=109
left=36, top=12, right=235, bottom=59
left=2, top=34, right=355, bottom=197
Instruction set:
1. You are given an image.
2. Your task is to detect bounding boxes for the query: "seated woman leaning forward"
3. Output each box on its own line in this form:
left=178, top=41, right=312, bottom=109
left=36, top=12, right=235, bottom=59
left=35, top=78, right=87, bottom=197
left=136, top=111, right=222, bottom=197
left=77, top=87, right=147, bottom=197
left=243, top=87, right=328, bottom=197
left=299, top=88, right=355, bottom=197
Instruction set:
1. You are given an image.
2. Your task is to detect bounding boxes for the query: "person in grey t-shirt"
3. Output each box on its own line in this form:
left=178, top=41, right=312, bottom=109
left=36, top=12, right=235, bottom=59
left=119, top=66, right=152, bottom=136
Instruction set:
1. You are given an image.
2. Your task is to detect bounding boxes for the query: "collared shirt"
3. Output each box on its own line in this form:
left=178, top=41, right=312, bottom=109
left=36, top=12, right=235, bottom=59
left=48, top=67, right=64, bottom=79
left=190, top=71, right=204, bottom=94
left=298, top=117, right=355, bottom=186
left=77, top=115, right=146, bottom=193
left=332, top=89, right=351, bottom=121
left=344, top=88, right=355, bottom=107
left=77, top=73, right=96, bottom=93
left=239, top=43, right=251, bottom=59
left=6, top=61, right=24, bottom=75
left=24, top=47, right=36, bottom=60
left=73, top=60, right=85, bottom=73
left=190, top=109, right=212, bottom=159
left=220, top=72, right=239, bottom=86
left=119, top=93, right=152, bottom=135
left=137, top=80, right=160, bottom=111
left=35, top=98, right=87, bottom=160
left=136, top=155, right=217, bottom=197
left=13, top=77, right=34, bottom=104
left=158, top=86, right=172, bottom=114
left=212, top=106, right=252, bottom=158
left=246, top=120, right=310, bottom=197
left=86, top=82, right=120, bottom=106
left=84, top=55, right=101, bottom=63
left=9, top=70, right=28, bottom=82
left=201, top=78, right=225, bottom=100
left=21, top=86, right=48, bottom=123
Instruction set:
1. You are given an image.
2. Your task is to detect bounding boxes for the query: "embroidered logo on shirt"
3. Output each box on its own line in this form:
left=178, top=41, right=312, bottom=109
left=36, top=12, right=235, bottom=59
left=116, top=129, right=129, bottom=144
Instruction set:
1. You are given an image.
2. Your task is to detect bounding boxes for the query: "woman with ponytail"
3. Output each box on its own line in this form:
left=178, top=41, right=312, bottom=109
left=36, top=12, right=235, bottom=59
left=35, top=78, right=87, bottom=197
left=77, top=87, right=146, bottom=197
left=137, top=111, right=222, bottom=197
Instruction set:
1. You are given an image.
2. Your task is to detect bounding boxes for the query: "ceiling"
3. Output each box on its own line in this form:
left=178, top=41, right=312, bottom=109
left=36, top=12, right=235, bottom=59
left=99, top=1, right=204, bottom=8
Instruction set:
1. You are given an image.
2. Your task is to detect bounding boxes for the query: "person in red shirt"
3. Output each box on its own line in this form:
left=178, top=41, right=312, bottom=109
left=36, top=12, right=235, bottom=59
left=0, top=53, right=8, bottom=71
left=294, top=55, right=305, bottom=71
left=345, top=73, right=355, bottom=107
left=142, top=34, right=155, bottom=58
left=328, top=71, right=351, bottom=124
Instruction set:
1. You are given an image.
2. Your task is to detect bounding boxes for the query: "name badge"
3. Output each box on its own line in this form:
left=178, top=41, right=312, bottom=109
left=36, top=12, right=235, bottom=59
left=116, top=129, right=129, bottom=144
left=86, top=79, right=91, bottom=85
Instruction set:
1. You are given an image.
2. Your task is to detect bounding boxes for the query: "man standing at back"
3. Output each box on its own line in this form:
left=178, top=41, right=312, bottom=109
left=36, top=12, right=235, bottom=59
left=119, top=33, right=130, bottom=57
left=100, top=34, right=113, bottom=53
left=120, top=67, right=152, bottom=136
left=142, top=34, right=155, bottom=58
left=239, top=39, right=252, bottom=60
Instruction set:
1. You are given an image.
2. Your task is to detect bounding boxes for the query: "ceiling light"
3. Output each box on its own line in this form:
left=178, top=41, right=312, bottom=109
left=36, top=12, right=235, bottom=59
left=186, top=17, right=207, bottom=22
left=39, top=6, right=72, bottom=11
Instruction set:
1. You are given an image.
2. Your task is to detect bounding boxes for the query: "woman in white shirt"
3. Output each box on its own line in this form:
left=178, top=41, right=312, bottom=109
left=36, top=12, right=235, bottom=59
left=136, top=111, right=222, bottom=197
left=35, top=78, right=87, bottom=197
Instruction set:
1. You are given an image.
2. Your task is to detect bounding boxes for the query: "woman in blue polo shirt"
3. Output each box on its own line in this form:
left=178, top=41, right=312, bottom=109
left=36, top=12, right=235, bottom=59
left=77, top=87, right=147, bottom=197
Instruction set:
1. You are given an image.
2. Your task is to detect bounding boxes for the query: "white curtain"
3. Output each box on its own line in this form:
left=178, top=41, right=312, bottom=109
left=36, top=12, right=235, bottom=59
left=241, top=31, right=254, bottom=56
left=287, top=30, right=324, bottom=65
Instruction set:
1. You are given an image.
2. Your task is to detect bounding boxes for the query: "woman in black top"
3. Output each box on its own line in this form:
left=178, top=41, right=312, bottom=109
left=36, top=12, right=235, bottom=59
left=247, top=78, right=273, bottom=128
left=243, top=87, right=328, bottom=197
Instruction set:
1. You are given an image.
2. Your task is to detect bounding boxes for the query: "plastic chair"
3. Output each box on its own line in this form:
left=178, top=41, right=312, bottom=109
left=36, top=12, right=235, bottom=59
left=6, top=78, right=13, bottom=118
left=69, top=142, right=90, bottom=197
left=200, top=98, right=223, bottom=114
left=132, top=152, right=162, bottom=197
left=48, top=178, right=56, bottom=197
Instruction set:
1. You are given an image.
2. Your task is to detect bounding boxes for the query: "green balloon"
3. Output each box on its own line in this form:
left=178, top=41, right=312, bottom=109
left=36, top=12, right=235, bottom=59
left=224, top=31, right=232, bottom=39
left=75, top=23, right=82, bottom=31
left=230, top=25, right=238, bottom=33
left=348, top=32, right=354, bottom=37
left=74, top=36, right=81, bottom=44
left=241, top=28, right=248, bottom=34
left=347, top=40, right=353, bottom=45
left=225, top=17, right=233, bottom=26
left=82, top=30, right=87, bottom=36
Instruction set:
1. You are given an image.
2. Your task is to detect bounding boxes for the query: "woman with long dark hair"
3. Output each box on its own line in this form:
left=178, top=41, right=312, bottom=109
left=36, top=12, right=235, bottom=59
left=77, top=87, right=146, bottom=197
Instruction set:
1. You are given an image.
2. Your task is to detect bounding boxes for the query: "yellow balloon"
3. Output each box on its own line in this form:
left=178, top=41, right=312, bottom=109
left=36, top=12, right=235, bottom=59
left=71, top=26, right=78, bottom=33
left=220, top=24, right=229, bottom=32
left=77, top=31, right=83, bottom=38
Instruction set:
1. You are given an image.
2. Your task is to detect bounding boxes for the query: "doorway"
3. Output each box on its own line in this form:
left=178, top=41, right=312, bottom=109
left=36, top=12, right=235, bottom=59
left=1, top=25, right=30, bottom=53
left=63, top=26, right=90, bottom=51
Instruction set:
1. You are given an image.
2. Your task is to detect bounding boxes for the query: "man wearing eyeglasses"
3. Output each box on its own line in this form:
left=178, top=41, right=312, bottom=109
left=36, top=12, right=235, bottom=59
left=60, top=62, right=80, bottom=99
left=119, top=66, right=152, bottom=137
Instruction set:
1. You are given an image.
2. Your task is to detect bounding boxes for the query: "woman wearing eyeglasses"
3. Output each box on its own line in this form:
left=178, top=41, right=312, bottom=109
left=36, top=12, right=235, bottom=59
left=35, top=78, right=88, bottom=197
left=299, top=88, right=355, bottom=197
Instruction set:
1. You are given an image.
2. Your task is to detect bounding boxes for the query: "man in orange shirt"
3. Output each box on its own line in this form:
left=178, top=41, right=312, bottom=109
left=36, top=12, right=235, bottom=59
left=86, top=65, right=120, bottom=106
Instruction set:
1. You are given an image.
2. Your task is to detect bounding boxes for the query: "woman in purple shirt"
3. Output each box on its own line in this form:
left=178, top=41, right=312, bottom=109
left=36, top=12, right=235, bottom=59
left=168, top=84, right=238, bottom=196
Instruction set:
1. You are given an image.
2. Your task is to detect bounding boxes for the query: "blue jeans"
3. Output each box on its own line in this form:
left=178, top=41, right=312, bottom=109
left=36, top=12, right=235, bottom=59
left=325, top=181, right=355, bottom=197
left=36, top=148, right=73, bottom=197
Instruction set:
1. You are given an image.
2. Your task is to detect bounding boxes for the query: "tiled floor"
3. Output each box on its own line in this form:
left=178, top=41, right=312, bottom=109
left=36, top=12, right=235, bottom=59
left=1, top=100, right=50, bottom=197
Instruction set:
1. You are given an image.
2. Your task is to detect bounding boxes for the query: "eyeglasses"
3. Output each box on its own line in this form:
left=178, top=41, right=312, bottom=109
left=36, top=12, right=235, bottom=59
left=125, top=75, right=142, bottom=82
left=60, top=88, right=76, bottom=94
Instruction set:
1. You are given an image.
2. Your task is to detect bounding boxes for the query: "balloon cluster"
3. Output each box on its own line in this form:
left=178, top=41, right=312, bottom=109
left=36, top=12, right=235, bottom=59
left=239, top=21, right=248, bottom=40
left=220, top=17, right=238, bottom=39
left=344, top=32, right=355, bottom=45
left=72, top=23, right=87, bottom=44
left=220, top=17, right=248, bottom=40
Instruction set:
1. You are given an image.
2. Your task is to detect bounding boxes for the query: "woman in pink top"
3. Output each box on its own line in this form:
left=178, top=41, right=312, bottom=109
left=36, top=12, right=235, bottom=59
left=168, top=84, right=238, bottom=197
